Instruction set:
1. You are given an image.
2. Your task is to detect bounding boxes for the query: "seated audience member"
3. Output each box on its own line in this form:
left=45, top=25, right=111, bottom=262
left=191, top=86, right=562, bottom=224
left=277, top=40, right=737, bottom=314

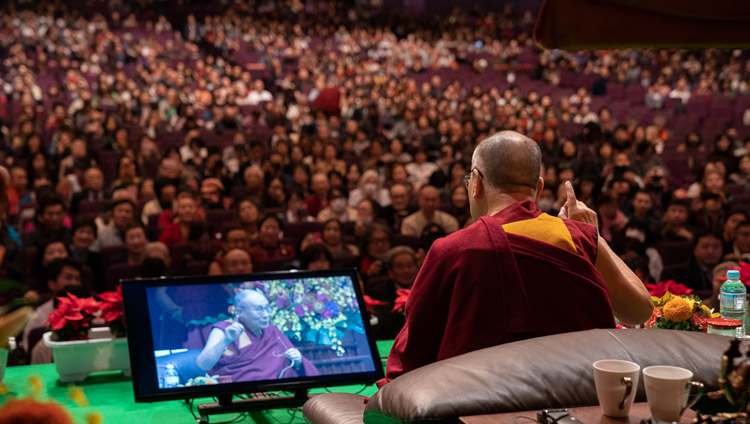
left=725, top=221, right=750, bottom=263
left=69, top=216, right=105, bottom=291
left=209, top=227, right=252, bottom=275
left=597, top=192, right=627, bottom=242
left=144, top=242, right=172, bottom=268
left=353, top=198, right=379, bottom=238
left=662, top=231, right=724, bottom=293
left=317, top=186, right=358, bottom=222
left=730, top=154, right=750, bottom=187
left=196, top=289, right=319, bottom=381
left=321, top=219, right=359, bottom=259
left=28, top=239, right=71, bottom=297
left=93, top=199, right=136, bottom=250
left=626, top=190, right=659, bottom=241
left=306, top=172, right=330, bottom=218
left=111, top=223, right=148, bottom=266
left=722, top=210, right=748, bottom=256
left=141, top=177, right=177, bottom=224
left=703, top=261, right=741, bottom=310
left=221, top=248, right=254, bottom=275
left=359, top=223, right=392, bottom=279
left=23, top=258, right=84, bottom=361
left=380, top=183, right=416, bottom=232
left=368, top=246, right=418, bottom=302
left=248, top=214, right=294, bottom=264
left=415, top=223, right=448, bottom=266
left=299, top=243, right=333, bottom=270
left=401, top=185, right=459, bottom=236
left=449, top=185, right=471, bottom=227
left=406, top=149, right=439, bottom=190
left=70, top=167, right=107, bottom=215
left=200, top=177, right=226, bottom=210
left=22, top=196, right=71, bottom=248
left=660, top=201, right=694, bottom=242
left=7, top=166, right=28, bottom=218
left=235, top=198, right=261, bottom=240
left=349, top=170, right=391, bottom=208
left=159, top=191, right=199, bottom=248
left=382, top=131, right=652, bottom=385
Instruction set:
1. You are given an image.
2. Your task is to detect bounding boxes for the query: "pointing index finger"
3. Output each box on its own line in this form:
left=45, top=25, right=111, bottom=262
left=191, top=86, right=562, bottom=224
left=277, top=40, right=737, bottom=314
left=565, top=181, right=577, bottom=207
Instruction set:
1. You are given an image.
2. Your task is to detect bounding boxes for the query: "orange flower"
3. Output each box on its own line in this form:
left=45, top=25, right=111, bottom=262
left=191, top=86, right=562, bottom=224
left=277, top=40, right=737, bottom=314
left=663, top=297, right=694, bottom=322
left=0, top=398, right=73, bottom=424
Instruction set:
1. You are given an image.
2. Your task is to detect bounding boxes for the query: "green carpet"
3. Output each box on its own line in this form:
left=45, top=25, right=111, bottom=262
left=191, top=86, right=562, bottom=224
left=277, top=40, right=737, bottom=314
left=0, top=339, right=392, bottom=423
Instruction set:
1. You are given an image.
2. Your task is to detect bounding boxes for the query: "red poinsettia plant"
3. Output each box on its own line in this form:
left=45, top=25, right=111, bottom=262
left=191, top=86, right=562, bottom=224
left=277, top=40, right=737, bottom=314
left=645, top=280, right=694, bottom=298
left=45, top=286, right=126, bottom=341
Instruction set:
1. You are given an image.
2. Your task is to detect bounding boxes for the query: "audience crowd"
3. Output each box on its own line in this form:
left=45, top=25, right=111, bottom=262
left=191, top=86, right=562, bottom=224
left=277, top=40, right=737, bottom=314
left=1, top=0, right=749, bottom=362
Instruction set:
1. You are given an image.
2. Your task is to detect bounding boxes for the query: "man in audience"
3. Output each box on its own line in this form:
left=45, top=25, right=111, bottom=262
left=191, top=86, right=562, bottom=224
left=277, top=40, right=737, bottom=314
left=660, top=201, right=693, bottom=242
left=221, top=248, right=253, bottom=275
left=381, top=183, right=416, bottom=232
left=22, top=197, right=71, bottom=248
left=71, top=167, right=107, bottom=215
left=368, top=246, right=419, bottom=302
left=722, top=210, right=748, bottom=256
left=306, top=172, right=330, bottom=218
left=159, top=192, right=199, bottom=248
left=196, top=289, right=318, bottom=381
left=23, top=258, right=84, bottom=361
left=401, top=185, right=459, bottom=236
left=93, top=199, right=136, bottom=250
left=382, top=131, right=653, bottom=385
left=663, top=231, right=723, bottom=293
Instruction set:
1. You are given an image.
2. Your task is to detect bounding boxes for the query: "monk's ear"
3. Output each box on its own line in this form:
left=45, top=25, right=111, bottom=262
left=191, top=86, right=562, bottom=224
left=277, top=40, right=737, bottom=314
left=534, top=177, right=544, bottom=201
left=472, top=175, right=483, bottom=199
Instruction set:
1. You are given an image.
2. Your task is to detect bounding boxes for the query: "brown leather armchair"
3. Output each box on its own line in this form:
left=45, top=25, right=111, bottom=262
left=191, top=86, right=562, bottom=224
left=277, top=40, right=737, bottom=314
left=303, top=328, right=730, bottom=424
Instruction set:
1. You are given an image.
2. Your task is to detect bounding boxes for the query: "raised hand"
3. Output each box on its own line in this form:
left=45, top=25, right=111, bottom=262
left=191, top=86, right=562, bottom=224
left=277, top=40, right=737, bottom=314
left=558, top=181, right=598, bottom=227
left=224, top=322, right=244, bottom=343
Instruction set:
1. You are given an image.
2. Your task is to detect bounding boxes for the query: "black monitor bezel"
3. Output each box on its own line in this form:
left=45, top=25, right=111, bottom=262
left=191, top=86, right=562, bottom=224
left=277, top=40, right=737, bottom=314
left=122, top=268, right=384, bottom=403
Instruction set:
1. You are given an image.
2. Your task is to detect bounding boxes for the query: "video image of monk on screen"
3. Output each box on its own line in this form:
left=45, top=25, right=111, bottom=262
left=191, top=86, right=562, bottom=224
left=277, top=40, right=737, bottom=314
left=146, top=275, right=376, bottom=388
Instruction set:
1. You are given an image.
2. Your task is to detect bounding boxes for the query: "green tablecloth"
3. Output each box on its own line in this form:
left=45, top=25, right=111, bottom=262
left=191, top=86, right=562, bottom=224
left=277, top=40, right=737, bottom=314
left=1, top=339, right=393, bottom=423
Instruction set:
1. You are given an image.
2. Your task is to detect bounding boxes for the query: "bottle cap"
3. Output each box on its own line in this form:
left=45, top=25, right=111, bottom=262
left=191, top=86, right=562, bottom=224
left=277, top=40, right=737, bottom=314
left=727, top=270, right=740, bottom=280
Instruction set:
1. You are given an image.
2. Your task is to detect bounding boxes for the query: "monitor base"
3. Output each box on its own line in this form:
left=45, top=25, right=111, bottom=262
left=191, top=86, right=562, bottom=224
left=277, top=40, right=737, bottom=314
left=197, top=390, right=310, bottom=422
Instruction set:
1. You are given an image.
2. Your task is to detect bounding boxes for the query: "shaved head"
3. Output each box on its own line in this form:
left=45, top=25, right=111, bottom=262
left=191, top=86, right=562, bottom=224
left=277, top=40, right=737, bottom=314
left=472, top=131, right=541, bottom=193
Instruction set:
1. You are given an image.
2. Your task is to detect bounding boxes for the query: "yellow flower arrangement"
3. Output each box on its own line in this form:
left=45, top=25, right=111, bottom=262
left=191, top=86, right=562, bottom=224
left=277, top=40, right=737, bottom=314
left=663, top=297, right=694, bottom=322
left=645, top=292, right=718, bottom=332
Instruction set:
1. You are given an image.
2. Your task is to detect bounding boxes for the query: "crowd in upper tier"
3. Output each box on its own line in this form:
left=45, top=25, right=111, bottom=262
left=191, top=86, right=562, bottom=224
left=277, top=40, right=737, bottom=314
left=1, top=0, right=750, bottom=358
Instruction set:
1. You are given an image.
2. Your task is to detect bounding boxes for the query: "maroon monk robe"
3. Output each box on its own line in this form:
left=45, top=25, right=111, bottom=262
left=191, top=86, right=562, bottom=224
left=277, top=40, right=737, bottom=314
left=381, top=201, right=615, bottom=385
left=211, top=320, right=319, bottom=382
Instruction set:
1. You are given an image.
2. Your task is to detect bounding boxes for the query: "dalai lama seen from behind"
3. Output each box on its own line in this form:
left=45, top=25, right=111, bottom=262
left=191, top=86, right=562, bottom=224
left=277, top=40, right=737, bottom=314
left=197, top=290, right=319, bottom=382
left=381, top=130, right=653, bottom=385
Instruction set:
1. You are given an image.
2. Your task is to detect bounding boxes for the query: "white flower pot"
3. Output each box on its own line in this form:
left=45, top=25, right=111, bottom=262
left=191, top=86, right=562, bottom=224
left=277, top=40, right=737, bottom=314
left=43, top=327, right=131, bottom=382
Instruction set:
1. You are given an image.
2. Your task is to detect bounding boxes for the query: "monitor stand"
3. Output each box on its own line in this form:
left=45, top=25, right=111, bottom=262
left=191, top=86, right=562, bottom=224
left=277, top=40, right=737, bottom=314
left=197, top=390, right=311, bottom=422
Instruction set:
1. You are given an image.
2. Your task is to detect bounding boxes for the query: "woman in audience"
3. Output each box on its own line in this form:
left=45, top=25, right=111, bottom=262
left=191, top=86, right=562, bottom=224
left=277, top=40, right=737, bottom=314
left=69, top=216, right=105, bottom=291
left=159, top=191, right=199, bottom=248
left=348, top=170, right=390, bottom=208
left=359, top=223, right=392, bottom=279
left=299, top=243, right=333, bottom=271
left=29, top=239, right=70, bottom=297
left=321, top=219, right=360, bottom=260
left=248, top=214, right=294, bottom=264
left=234, top=198, right=260, bottom=240
left=730, top=154, right=750, bottom=188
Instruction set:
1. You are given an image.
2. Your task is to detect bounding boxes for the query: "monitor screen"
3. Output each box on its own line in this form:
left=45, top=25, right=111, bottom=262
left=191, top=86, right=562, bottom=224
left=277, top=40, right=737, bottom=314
left=122, top=269, right=383, bottom=402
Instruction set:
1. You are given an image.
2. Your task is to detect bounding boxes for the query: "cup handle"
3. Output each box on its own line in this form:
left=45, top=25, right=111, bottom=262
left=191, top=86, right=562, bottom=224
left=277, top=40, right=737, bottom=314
left=618, top=376, right=633, bottom=410
left=681, top=381, right=704, bottom=415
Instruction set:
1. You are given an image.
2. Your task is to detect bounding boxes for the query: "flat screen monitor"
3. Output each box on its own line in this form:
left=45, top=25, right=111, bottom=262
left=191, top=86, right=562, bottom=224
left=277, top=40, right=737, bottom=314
left=122, top=269, right=383, bottom=404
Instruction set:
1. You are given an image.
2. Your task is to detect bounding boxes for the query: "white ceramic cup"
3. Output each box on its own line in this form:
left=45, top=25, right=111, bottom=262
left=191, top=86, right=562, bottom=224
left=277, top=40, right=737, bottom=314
left=593, top=359, right=641, bottom=417
left=643, top=365, right=704, bottom=423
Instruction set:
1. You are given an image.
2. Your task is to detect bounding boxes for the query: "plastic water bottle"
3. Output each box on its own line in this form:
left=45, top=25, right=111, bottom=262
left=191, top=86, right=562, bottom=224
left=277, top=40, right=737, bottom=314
left=163, top=364, right=180, bottom=388
left=720, top=270, right=746, bottom=338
